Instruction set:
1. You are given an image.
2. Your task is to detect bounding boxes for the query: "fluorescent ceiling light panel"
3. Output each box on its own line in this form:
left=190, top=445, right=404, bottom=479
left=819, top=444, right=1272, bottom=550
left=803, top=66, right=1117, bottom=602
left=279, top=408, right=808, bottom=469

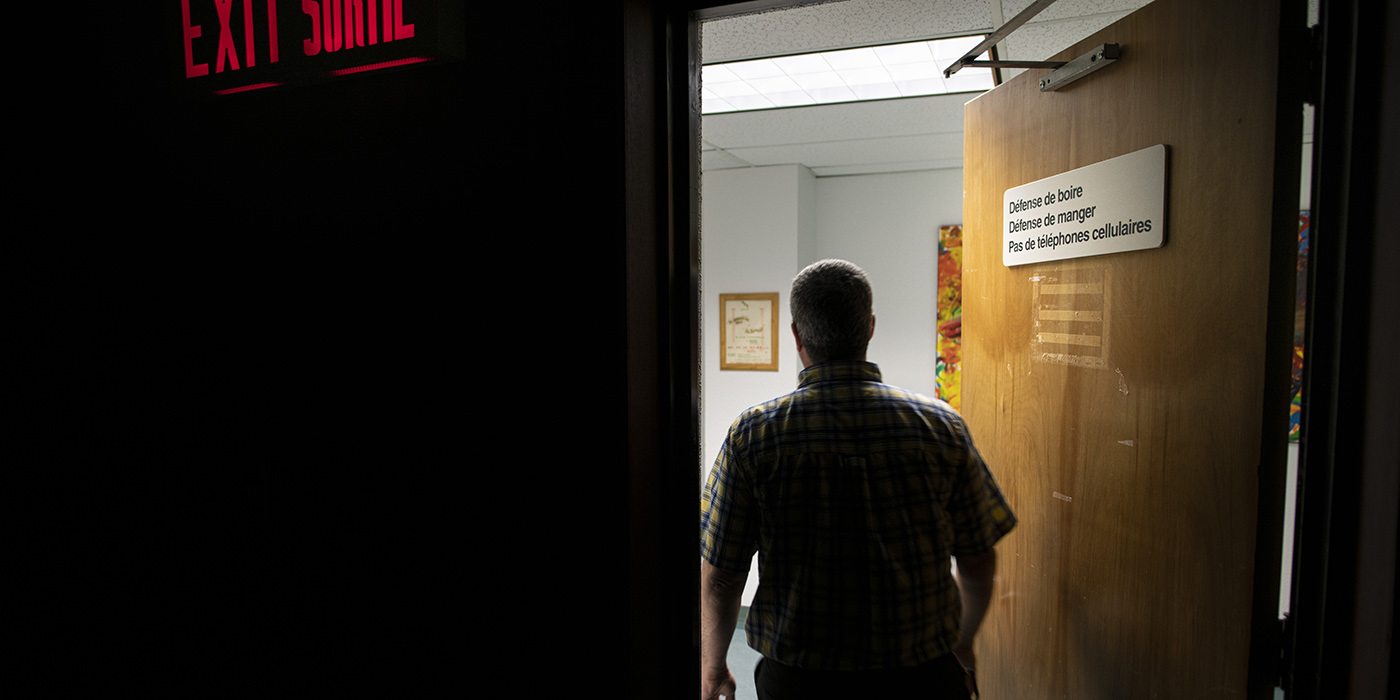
left=793, top=72, right=848, bottom=90
left=768, top=91, right=818, bottom=107
left=771, top=54, right=831, bottom=75
left=806, top=86, right=858, bottom=103
left=821, top=47, right=882, bottom=70
left=749, top=76, right=804, bottom=93
left=933, top=35, right=986, bottom=62
left=725, top=94, right=776, bottom=110
left=850, top=83, right=902, bottom=100
left=945, top=72, right=996, bottom=92
left=702, top=65, right=742, bottom=84
left=703, top=35, right=993, bottom=114
left=888, top=62, right=942, bottom=81
left=839, top=66, right=894, bottom=86
left=728, top=58, right=786, bottom=80
left=707, top=81, right=761, bottom=98
left=896, top=79, right=944, bottom=97
left=703, top=97, right=738, bottom=113
left=872, top=42, right=933, bottom=65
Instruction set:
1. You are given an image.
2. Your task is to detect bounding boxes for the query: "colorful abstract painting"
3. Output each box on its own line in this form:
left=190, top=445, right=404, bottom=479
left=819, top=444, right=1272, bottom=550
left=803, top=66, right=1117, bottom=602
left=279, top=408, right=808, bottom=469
left=1291, top=211, right=1309, bottom=441
left=936, top=225, right=963, bottom=411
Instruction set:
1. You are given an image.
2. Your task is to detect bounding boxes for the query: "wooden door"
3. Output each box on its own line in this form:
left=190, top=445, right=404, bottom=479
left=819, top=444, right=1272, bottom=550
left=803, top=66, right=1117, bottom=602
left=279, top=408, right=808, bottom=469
left=962, top=0, right=1300, bottom=697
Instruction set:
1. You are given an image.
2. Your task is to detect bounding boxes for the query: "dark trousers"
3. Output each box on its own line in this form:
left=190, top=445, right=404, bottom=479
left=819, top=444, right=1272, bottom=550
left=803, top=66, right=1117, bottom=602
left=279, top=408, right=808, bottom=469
left=754, top=653, right=971, bottom=700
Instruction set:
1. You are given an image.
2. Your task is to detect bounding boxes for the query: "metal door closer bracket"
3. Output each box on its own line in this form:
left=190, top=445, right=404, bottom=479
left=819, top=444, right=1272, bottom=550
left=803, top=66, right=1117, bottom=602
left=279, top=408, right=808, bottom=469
left=1037, top=44, right=1121, bottom=92
left=943, top=0, right=1122, bottom=92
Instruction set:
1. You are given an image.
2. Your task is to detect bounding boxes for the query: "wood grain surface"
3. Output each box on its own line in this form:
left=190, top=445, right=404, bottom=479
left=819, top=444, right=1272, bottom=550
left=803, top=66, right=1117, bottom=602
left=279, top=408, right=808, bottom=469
left=962, top=0, right=1294, bottom=696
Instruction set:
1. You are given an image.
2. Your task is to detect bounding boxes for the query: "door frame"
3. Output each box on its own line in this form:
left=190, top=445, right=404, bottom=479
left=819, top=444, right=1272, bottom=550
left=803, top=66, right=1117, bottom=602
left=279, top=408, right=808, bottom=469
left=1284, top=1, right=1400, bottom=698
left=626, top=0, right=1398, bottom=697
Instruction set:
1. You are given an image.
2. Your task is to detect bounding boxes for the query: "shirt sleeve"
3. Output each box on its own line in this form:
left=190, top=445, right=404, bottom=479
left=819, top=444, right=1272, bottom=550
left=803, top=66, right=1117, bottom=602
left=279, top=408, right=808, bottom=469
left=946, top=415, right=1017, bottom=557
left=700, top=419, right=760, bottom=573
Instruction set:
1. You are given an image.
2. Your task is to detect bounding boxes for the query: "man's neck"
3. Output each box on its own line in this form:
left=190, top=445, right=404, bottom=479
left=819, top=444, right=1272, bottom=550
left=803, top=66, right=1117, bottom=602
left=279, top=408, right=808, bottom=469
left=802, top=355, right=868, bottom=369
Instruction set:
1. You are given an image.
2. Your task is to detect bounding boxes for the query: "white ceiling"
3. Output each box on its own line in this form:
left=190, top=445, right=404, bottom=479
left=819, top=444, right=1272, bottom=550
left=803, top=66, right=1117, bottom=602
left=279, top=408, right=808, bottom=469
left=700, top=0, right=1155, bottom=176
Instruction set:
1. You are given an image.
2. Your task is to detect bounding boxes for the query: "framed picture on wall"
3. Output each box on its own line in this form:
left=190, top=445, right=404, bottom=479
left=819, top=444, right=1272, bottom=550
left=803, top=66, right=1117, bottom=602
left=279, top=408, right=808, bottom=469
left=719, top=293, right=780, bottom=371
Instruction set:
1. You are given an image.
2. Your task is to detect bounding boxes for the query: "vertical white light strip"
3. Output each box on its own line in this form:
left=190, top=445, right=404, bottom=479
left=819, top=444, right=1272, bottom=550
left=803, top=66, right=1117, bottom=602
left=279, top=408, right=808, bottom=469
left=702, top=35, right=995, bottom=114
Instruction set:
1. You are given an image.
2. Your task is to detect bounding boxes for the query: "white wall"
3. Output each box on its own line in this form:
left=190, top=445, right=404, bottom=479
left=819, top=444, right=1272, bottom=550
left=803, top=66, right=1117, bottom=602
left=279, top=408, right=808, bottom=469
left=701, top=164, right=814, bottom=605
left=812, top=169, right=964, bottom=397
left=701, top=165, right=965, bottom=605
left=701, top=164, right=812, bottom=481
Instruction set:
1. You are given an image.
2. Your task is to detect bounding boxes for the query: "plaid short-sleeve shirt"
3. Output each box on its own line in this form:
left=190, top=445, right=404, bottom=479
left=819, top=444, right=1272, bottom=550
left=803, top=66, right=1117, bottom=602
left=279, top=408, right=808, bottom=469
left=700, top=361, right=1016, bottom=671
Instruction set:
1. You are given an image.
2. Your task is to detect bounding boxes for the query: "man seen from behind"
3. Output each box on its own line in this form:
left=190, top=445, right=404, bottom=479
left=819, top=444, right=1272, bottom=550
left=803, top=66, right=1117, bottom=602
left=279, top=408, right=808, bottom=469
left=700, top=259, right=1016, bottom=700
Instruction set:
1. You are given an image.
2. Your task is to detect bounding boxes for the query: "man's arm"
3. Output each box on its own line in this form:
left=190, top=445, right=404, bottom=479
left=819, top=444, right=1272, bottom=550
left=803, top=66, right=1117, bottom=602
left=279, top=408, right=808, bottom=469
left=952, top=549, right=997, bottom=683
left=700, top=559, right=749, bottom=700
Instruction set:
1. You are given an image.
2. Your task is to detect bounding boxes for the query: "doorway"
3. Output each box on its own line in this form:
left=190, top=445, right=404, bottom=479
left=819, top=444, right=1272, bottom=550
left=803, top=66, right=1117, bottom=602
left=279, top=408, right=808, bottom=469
left=693, top=1, right=1311, bottom=698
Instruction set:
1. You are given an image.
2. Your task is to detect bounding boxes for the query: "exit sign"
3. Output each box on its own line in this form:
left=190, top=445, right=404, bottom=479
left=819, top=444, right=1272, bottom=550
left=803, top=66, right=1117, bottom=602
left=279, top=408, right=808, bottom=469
left=178, top=1, right=463, bottom=94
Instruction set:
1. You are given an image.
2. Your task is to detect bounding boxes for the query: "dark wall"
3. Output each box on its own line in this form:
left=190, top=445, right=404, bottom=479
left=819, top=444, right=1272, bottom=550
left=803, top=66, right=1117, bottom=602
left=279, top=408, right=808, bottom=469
left=30, top=3, right=642, bottom=693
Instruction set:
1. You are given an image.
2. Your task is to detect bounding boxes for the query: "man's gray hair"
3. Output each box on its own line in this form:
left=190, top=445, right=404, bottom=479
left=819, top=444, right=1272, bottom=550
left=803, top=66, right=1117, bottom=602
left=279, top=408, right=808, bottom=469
left=790, top=259, right=873, bottom=363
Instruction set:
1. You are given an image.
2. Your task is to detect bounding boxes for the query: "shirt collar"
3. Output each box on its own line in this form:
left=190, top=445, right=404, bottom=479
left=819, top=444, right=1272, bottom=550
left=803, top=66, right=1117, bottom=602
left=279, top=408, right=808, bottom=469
left=796, top=361, right=883, bottom=388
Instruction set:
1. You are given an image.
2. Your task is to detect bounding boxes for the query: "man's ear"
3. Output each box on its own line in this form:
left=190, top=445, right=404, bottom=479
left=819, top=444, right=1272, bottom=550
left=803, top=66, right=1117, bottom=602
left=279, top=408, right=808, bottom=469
left=869, top=314, right=876, bottom=340
left=792, top=322, right=816, bottom=368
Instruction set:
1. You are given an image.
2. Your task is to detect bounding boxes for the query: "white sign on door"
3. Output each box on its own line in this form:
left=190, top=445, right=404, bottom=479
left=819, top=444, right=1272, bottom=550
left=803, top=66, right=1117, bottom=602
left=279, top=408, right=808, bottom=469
left=1003, top=144, right=1166, bottom=267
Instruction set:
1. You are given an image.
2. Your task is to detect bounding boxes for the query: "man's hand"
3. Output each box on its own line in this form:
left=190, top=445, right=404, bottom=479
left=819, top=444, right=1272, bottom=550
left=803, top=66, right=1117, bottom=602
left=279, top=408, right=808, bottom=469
left=954, top=549, right=995, bottom=699
left=701, top=666, right=738, bottom=700
left=953, top=641, right=975, bottom=674
left=953, top=643, right=978, bottom=698
left=701, top=560, right=749, bottom=700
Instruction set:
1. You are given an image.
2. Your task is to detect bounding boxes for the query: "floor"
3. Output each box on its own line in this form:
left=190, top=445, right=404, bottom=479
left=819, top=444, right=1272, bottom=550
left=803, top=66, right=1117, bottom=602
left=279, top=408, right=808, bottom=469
left=721, top=607, right=760, bottom=699
left=725, top=625, right=761, bottom=699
